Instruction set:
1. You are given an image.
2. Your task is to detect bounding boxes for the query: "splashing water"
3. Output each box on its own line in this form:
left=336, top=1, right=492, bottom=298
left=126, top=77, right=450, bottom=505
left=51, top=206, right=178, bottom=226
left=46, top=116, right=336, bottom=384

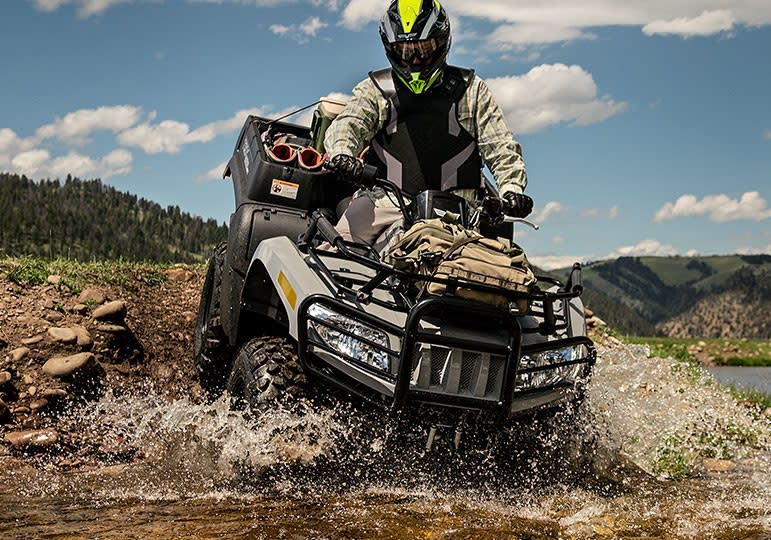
left=1, top=342, right=769, bottom=539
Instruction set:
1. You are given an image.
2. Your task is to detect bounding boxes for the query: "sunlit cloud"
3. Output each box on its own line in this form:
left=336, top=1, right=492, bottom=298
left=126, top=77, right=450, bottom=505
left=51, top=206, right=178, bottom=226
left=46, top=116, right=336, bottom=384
left=486, top=64, right=627, bottom=134
left=533, top=200, right=567, bottom=222
left=270, top=16, right=329, bottom=42
left=195, top=160, right=229, bottom=184
left=605, top=238, right=678, bottom=259
left=642, top=9, right=735, bottom=37
left=528, top=254, right=591, bottom=271
left=654, top=192, right=771, bottom=223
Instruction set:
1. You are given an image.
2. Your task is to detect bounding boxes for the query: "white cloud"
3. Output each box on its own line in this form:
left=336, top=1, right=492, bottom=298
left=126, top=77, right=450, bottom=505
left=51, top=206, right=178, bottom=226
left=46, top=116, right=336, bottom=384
left=34, top=0, right=302, bottom=18
left=33, top=0, right=138, bottom=18
left=654, top=191, right=771, bottom=223
left=35, top=105, right=143, bottom=145
left=528, top=254, right=591, bottom=271
left=117, top=107, right=264, bottom=154
left=270, top=24, right=291, bottom=35
left=736, top=243, right=771, bottom=255
left=270, top=16, right=329, bottom=42
left=337, top=1, right=771, bottom=41
left=117, top=119, right=192, bottom=154
left=580, top=204, right=619, bottom=219
left=340, top=0, right=389, bottom=29
left=643, top=9, right=735, bottom=37
left=300, top=16, right=327, bottom=36
left=33, top=0, right=71, bottom=12
left=486, top=64, right=627, bottom=133
left=605, top=238, right=678, bottom=259
left=489, top=23, right=595, bottom=48
left=8, top=148, right=132, bottom=179
left=2, top=104, right=276, bottom=180
left=195, top=160, right=229, bottom=184
left=765, top=129, right=771, bottom=140
left=533, top=200, right=567, bottom=222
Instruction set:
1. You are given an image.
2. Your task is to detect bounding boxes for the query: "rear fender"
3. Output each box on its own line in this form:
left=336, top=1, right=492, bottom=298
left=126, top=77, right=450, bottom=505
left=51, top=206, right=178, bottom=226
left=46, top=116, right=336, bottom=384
left=241, top=236, right=328, bottom=340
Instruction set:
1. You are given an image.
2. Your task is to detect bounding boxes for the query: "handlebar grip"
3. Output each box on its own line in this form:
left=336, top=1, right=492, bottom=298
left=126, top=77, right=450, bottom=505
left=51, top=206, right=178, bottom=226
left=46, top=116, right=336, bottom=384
left=316, top=214, right=342, bottom=246
left=360, top=164, right=379, bottom=186
left=568, top=263, right=583, bottom=294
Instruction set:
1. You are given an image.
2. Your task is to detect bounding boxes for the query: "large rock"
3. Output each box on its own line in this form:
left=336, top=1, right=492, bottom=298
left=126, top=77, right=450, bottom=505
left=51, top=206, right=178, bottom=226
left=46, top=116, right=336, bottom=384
left=92, top=300, right=127, bottom=322
left=0, top=371, right=11, bottom=385
left=78, top=287, right=106, bottom=305
left=47, top=327, right=78, bottom=344
left=165, top=268, right=194, bottom=282
left=71, top=325, right=93, bottom=347
left=42, top=352, right=96, bottom=378
left=4, top=429, right=59, bottom=450
left=10, top=347, right=30, bottom=362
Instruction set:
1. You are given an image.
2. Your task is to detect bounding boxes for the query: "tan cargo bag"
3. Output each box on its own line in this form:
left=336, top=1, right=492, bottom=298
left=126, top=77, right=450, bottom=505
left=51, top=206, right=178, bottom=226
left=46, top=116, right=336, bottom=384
left=383, top=216, right=536, bottom=311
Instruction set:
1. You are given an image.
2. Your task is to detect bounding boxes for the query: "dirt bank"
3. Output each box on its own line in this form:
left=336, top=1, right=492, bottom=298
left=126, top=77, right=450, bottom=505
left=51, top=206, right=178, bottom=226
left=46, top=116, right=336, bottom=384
left=0, top=263, right=206, bottom=469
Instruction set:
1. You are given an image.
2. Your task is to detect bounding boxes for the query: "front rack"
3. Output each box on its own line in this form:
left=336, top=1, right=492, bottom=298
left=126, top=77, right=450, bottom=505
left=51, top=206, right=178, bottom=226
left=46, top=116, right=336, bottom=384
left=304, top=211, right=587, bottom=336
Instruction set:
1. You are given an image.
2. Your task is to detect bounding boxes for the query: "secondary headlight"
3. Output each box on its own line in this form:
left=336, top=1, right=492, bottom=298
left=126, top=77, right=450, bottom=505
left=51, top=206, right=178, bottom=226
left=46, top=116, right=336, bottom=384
left=307, top=304, right=392, bottom=373
left=515, top=344, right=586, bottom=391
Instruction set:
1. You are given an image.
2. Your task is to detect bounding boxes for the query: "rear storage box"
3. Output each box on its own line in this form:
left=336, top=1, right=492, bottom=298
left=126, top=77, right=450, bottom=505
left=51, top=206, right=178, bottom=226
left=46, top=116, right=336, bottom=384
left=226, top=114, right=353, bottom=211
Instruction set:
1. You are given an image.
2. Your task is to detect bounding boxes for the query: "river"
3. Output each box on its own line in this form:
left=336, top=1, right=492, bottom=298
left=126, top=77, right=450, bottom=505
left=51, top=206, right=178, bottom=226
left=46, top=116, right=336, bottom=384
left=708, top=366, right=771, bottom=395
left=1, top=342, right=769, bottom=539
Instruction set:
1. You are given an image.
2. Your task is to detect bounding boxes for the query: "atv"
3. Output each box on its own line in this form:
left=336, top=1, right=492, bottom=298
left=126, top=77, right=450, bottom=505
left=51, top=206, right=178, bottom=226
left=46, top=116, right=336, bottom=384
left=194, top=110, right=596, bottom=452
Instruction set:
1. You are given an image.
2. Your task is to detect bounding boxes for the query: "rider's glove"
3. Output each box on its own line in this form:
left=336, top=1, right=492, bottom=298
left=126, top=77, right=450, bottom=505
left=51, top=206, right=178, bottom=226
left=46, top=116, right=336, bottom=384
left=503, top=192, right=534, bottom=218
left=327, top=154, right=363, bottom=185
left=481, top=196, right=505, bottom=225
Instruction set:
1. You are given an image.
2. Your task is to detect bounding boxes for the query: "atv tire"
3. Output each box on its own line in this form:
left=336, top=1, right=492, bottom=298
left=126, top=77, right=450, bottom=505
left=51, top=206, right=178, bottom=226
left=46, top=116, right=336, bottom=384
left=226, top=336, right=306, bottom=410
left=194, top=242, right=229, bottom=395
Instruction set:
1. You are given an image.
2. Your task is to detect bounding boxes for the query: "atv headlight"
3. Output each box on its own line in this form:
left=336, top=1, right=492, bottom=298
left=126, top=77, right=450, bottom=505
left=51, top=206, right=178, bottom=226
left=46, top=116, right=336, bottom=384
left=307, top=304, right=392, bottom=373
left=515, top=344, right=586, bottom=391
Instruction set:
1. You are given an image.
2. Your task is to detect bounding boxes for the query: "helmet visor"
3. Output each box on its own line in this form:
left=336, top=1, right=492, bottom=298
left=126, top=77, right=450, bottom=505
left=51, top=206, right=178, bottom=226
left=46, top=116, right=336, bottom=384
left=392, top=38, right=438, bottom=66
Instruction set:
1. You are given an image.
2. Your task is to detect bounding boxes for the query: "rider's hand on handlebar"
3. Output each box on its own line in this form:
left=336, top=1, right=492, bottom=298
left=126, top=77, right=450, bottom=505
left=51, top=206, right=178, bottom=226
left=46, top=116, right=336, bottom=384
left=326, top=154, right=364, bottom=185
left=503, top=192, right=534, bottom=218
left=480, top=196, right=505, bottom=225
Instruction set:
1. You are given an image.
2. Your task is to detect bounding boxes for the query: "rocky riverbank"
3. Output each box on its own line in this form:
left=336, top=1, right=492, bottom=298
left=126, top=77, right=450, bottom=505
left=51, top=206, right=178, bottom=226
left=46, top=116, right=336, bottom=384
left=0, top=262, right=205, bottom=469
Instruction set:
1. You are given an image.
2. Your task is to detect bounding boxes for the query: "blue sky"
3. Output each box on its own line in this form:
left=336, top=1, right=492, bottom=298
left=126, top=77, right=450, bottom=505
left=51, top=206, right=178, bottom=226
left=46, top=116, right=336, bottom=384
left=1, top=0, right=769, bottom=269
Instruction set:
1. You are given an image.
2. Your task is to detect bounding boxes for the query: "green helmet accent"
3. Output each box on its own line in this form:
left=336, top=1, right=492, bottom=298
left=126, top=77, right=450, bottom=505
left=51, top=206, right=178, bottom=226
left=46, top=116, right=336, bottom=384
left=379, top=0, right=451, bottom=95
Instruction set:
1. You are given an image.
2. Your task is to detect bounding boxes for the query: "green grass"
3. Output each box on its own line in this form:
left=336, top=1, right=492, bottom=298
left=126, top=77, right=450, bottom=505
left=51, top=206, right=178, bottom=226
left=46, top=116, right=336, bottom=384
left=725, top=385, right=771, bottom=410
left=0, top=256, right=191, bottom=292
left=622, top=335, right=771, bottom=410
left=622, top=335, right=771, bottom=367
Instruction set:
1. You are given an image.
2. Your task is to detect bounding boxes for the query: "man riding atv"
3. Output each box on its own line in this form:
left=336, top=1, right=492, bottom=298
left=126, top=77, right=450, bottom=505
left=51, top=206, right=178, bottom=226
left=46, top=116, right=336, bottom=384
left=325, top=0, right=533, bottom=249
left=193, top=0, right=595, bottom=456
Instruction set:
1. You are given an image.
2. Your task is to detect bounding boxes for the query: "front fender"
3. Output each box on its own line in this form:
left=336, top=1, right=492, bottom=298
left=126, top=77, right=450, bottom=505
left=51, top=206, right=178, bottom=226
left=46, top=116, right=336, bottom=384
left=242, top=237, right=329, bottom=340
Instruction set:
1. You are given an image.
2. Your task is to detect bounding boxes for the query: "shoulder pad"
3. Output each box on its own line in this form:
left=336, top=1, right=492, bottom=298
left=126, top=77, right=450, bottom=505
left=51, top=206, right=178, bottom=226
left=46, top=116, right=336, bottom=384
left=369, top=68, right=396, bottom=99
left=447, top=65, right=475, bottom=88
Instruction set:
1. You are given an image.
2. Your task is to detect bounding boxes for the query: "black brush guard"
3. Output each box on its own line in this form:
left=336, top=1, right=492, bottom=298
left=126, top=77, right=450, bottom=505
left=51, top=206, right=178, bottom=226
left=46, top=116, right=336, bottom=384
left=295, top=212, right=596, bottom=421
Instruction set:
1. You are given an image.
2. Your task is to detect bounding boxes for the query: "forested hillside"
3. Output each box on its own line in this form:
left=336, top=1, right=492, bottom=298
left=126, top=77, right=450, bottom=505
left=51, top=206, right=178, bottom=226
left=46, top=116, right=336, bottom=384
left=0, top=173, right=227, bottom=263
left=570, top=255, right=771, bottom=339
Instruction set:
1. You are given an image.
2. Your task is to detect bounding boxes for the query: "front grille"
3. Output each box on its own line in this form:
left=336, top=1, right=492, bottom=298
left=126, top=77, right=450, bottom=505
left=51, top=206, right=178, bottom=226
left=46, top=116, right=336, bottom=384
left=410, top=344, right=506, bottom=401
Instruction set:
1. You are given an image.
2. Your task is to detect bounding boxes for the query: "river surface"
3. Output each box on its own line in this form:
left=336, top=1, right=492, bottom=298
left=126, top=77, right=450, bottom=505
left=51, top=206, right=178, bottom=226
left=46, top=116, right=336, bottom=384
left=708, top=366, right=771, bottom=394
left=2, top=343, right=770, bottom=539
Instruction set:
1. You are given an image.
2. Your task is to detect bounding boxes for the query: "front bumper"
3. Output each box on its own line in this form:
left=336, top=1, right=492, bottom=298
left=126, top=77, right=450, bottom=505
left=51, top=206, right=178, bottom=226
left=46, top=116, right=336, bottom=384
left=297, top=294, right=596, bottom=420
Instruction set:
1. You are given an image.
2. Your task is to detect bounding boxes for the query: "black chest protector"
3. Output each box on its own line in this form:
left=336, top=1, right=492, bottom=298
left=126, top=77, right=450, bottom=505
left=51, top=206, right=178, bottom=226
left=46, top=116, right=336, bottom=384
left=367, top=65, right=483, bottom=195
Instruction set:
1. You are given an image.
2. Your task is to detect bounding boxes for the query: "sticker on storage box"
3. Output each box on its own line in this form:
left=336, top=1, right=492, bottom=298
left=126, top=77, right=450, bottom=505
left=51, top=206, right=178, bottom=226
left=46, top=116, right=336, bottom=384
left=271, top=179, right=299, bottom=200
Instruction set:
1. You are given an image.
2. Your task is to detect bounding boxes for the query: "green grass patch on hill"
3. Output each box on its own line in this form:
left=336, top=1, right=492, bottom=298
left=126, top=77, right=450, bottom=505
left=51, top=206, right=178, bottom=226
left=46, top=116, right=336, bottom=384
left=622, top=335, right=771, bottom=367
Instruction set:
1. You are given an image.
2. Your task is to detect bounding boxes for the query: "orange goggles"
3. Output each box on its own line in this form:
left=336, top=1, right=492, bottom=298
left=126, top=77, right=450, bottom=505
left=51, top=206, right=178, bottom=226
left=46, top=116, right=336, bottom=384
left=392, top=38, right=438, bottom=64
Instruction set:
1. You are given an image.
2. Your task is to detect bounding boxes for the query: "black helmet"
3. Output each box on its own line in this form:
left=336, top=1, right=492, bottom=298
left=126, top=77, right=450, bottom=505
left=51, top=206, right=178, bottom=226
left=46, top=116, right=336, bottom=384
left=379, top=0, right=451, bottom=94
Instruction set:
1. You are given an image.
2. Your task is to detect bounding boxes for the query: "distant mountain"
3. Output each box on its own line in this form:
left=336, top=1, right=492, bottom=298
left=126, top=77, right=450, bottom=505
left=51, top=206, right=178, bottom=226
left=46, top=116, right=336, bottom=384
left=554, top=255, right=771, bottom=338
left=0, top=173, right=228, bottom=263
